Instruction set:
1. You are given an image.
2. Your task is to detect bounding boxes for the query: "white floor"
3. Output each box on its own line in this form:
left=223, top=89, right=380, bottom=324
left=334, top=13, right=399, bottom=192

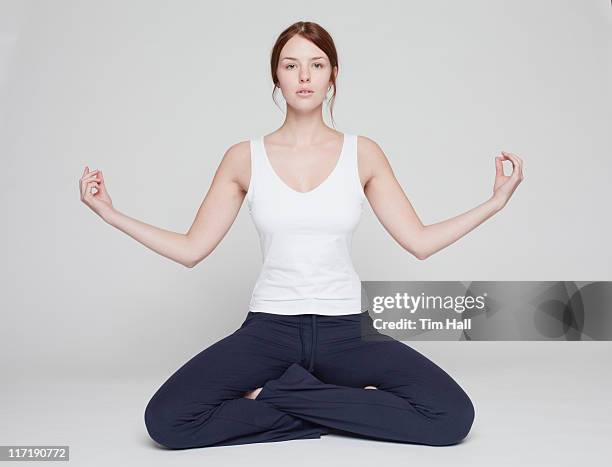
left=2, top=342, right=611, bottom=466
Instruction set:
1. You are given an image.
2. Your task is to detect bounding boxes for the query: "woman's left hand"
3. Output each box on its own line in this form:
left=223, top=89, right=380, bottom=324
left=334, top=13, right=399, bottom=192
left=492, top=151, right=525, bottom=209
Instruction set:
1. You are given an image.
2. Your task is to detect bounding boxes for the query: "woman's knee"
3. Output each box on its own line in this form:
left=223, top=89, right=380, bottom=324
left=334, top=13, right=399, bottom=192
left=144, top=394, right=213, bottom=449
left=144, top=397, right=183, bottom=449
left=428, top=392, right=475, bottom=446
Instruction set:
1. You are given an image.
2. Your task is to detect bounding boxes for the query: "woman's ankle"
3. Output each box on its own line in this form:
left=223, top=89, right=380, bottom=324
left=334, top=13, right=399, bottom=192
left=243, top=387, right=263, bottom=399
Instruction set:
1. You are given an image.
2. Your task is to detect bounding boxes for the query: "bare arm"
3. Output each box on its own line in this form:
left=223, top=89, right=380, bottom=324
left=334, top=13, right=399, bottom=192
left=81, top=141, right=251, bottom=268
left=103, top=210, right=195, bottom=267
left=183, top=141, right=251, bottom=267
left=358, top=136, right=524, bottom=260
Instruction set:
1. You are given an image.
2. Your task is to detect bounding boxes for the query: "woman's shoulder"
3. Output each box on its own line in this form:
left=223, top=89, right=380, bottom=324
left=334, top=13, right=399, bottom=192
left=224, top=139, right=252, bottom=160
left=213, top=139, right=253, bottom=193
left=355, top=134, right=385, bottom=158
left=355, top=134, right=392, bottom=178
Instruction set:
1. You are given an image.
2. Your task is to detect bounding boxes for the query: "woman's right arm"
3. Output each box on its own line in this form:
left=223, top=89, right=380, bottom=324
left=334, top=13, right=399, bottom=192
left=80, top=141, right=251, bottom=268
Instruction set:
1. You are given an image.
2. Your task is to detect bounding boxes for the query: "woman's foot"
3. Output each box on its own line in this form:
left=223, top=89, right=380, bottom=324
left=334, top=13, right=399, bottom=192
left=243, top=387, right=263, bottom=400
left=245, top=384, right=377, bottom=399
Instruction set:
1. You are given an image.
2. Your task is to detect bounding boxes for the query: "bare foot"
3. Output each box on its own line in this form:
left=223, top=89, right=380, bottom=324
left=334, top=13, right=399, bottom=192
left=246, top=385, right=376, bottom=399
left=243, top=387, right=263, bottom=400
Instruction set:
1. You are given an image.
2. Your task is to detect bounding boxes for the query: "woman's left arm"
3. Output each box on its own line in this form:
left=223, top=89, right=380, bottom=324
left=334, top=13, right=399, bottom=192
left=359, top=136, right=525, bottom=260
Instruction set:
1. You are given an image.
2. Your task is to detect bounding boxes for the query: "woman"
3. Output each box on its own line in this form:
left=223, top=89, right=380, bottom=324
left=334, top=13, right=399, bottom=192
left=79, top=21, right=524, bottom=449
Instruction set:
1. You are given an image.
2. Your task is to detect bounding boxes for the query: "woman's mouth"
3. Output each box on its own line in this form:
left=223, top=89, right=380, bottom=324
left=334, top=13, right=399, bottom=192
left=296, top=90, right=314, bottom=96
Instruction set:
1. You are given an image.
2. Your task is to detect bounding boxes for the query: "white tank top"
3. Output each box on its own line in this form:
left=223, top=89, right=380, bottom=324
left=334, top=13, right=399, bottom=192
left=245, top=132, right=368, bottom=316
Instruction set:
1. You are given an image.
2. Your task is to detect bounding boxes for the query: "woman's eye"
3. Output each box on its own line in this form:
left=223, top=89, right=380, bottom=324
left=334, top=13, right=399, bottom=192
left=285, top=63, right=324, bottom=69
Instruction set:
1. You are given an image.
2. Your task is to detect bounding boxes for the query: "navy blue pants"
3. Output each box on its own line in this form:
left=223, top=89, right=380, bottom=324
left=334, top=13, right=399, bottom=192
left=144, top=311, right=475, bottom=449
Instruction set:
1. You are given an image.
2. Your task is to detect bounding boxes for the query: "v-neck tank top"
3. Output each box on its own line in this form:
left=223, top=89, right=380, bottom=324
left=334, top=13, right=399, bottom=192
left=245, top=132, right=368, bottom=316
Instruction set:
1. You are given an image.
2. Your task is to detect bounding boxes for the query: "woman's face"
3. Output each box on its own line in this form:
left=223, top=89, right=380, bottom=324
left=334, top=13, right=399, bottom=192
left=276, top=35, right=336, bottom=109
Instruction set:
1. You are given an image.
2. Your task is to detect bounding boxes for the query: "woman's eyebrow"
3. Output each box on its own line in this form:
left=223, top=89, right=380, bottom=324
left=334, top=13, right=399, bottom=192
left=280, top=56, right=326, bottom=61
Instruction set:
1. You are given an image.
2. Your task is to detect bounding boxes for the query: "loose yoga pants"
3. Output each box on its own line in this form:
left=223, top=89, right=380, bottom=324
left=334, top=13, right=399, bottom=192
left=144, top=311, right=475, bottom=449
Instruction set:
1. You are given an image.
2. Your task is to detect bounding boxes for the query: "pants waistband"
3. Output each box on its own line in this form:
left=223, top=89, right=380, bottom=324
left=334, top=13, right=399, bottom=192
left=245, top=310, right=368, bottom=323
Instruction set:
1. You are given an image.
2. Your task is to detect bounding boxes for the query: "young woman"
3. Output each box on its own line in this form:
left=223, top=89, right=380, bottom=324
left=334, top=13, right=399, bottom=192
left=79, top=21, right=524, bottom=449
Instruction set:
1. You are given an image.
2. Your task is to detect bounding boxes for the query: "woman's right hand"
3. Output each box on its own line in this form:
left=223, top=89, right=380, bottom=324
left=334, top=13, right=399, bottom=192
left=79, top=166, right=114, bottom=220
left=492, top=151, right=525, bottom=210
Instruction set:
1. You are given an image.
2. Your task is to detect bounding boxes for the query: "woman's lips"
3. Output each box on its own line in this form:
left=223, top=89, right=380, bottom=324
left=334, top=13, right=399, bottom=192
left=296, top=90, right=314, bottom=97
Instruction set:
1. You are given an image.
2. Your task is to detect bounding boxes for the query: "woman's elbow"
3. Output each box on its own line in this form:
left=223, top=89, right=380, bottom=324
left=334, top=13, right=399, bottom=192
left=184, top=236, right=212, bottom=268
left=415, top=250, right=430, bottom=261
left=185, top=249, right=211, bottom=268
left=402, top=241, right=429, bottom=261
left=182, top=250, right=198, bottom=268
left=402, top=227, right=430, bottom=260
left=185, top=254, right=203, bottom=268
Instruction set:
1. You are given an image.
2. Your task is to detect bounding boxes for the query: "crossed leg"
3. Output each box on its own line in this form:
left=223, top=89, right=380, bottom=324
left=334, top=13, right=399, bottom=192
left=145, top=315, right=474, bottom=449
left=144, top=323, right=327, bottom=449
left=253, top=338, right=475, bottom=446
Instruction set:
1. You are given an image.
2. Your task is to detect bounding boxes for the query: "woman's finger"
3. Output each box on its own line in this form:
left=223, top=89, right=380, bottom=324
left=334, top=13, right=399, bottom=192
left=82, top=174, right=100, bottom=184
left=85, top=180, right=100, bottom=196
left=80, top=177, right=91, bottom=198
left=81, top=175, right=100, bottom=192
left=495, top=155, right=504, bottom=177
left=502, top=154, right=523, bottom=183
left=80, top=170, right=99, bottom=180
left=513, top=155, right=524, bottom=175
left=80, top=176, right=99, bottom=197
left=500, top=154, right=516, bottom=172
left=501, top=151, right=516, bottom=163
left=504, top=153, right=520, bottom=171
left=503, top=151, right=523, bottom=171
left=81, top=174, right=100, bottom=183
left=80, top=167, right=90, bottom=195
left=97, top=171, right=108, bottom=192
left=81, top=170, right=100, bottom=180
left=83, top=166, right=96, bottom=177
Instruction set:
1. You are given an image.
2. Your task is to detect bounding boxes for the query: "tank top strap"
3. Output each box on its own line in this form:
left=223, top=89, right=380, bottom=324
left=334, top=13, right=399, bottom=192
left=246, top=136, right=269, bottom=205
left=337, top=133, right=355, bottom=171
left=336, top=133, right=366, bottom=201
